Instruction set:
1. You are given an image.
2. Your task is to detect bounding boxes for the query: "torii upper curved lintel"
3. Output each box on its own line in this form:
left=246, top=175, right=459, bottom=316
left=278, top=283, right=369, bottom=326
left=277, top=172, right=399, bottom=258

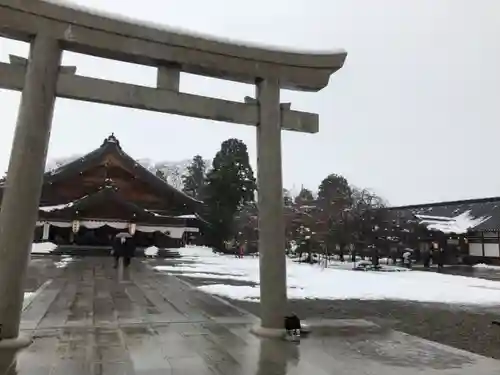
left=0, top=0, right=347, bottom=91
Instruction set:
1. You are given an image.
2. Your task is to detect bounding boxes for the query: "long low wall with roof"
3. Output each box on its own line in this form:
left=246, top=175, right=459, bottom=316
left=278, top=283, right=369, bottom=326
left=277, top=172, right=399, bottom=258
left=467, top=231, right=500, bottom=261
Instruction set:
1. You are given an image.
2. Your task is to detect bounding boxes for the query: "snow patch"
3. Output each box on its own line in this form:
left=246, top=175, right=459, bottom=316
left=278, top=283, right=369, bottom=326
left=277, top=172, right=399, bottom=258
left=54, top=257, right=74, bottom=268
left=157, top=246, right=500, bottom=306
left=42, top=0, right=346, bottom=55
left=39, top=202, right=74, bottom=212
left=144, top=246, right=159, bottom=257
left=23, top=292, right=37, bottom=308
left=176, top=214, right=197, bottom=219
left=416, top=210, right=490, bottom=234
left=144, top=210, right=163, bottom=217
left=473, top=263, right=500, bottom=270
left=31, top=242, right=58, bottom=254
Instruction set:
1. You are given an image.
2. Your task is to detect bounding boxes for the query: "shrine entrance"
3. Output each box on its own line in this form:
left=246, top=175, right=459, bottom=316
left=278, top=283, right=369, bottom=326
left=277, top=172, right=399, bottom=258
left=35, top=221, right=187, bottom=249
left=0, top=0, right=346, bottom=344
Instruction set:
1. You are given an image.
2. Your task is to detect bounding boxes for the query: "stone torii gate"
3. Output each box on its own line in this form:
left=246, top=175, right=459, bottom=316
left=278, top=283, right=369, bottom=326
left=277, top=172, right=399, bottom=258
left=0, top=0, right=346, bottom=347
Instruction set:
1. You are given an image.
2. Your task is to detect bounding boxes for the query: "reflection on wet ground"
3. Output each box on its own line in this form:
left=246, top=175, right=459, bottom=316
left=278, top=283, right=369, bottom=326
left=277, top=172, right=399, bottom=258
left=0, top=257, right=498, bottom=374
left=24, top=256, right=68, bottom=293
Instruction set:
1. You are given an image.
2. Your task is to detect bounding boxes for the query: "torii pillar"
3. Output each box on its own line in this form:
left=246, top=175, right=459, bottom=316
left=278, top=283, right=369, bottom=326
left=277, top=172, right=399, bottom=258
left=0, top=35, right=61, bottom=346
left=253, top=79, right=288, bottom=336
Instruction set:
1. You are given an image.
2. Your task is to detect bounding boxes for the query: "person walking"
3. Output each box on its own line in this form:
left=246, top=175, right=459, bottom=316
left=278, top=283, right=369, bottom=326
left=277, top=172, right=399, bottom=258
left=402, top=250, right=412, bottom=269
left=123, top=233, right=136, bottom=267
left=113, top=232, right=135, bottom=269
left=390, top=247, right=398, bottom=265
left=238, top=241, right=246, bottom=258
left=422, top=248, right=431, bottom=268
left=436, top=247, right=445, bottom=271
left=371, top=246, right=380, bottom=268
left=112, top=234, right=123, bottom=269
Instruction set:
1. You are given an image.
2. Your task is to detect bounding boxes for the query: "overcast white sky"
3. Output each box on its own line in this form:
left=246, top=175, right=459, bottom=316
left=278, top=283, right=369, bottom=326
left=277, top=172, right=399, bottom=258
left=0, top=0, right=499, bottom=205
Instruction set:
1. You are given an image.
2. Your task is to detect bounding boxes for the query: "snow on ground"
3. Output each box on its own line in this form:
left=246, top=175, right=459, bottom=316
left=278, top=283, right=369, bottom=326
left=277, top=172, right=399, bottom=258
left=144, top=246, right=159, bottom=257
left=154, top=246, right=500, bottom=306
left=23, top=292, right=36, bottom=308
left=473, top=263, right=500, bottom=270
left=31, top=242, right=58, bottom=254
left=54, top=256, right=74, bottom=269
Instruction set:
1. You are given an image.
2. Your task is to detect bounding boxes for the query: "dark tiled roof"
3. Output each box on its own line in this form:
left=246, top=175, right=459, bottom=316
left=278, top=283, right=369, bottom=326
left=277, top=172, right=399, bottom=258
left=46, top=135, right=201, bottom=207
left=1, top=134, right=202, bottom=212
left=389, top=196, right=500, bottom=231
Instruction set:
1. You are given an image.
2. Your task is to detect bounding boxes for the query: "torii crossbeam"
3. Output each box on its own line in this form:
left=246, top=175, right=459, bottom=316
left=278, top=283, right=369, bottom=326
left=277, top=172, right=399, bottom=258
left=0, top=0, right=346, bottom=347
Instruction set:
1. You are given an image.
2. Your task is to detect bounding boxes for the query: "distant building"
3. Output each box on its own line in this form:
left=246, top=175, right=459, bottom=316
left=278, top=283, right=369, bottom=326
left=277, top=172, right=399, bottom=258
left=390, top=196, right=500, bottom=263
left=0, top=134, right=206, bottom=252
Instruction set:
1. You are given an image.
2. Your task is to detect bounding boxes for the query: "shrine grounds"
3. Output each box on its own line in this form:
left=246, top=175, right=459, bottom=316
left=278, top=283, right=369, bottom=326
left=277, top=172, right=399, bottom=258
left=15, top=248, right=500, bottom=374
left=150, top=246, right=500, bottom=360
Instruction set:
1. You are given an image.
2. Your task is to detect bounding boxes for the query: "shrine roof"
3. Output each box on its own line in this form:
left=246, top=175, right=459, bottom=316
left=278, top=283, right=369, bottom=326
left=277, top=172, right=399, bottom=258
left=389, top=196, right=500, bottom=232
left=38, top=134, right=201, bottom=208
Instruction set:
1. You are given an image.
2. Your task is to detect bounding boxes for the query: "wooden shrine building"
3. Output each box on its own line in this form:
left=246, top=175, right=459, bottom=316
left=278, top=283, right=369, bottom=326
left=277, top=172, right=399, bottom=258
left=390, top=196, right=500, bottom=264
left=0, top=134, right=205, bottom=251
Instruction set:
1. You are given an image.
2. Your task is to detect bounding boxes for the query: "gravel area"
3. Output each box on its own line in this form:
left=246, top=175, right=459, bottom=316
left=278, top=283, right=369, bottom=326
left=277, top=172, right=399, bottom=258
left=179, top=275, right=257, bottom=287
left=232, top=298, right=500, bottom=360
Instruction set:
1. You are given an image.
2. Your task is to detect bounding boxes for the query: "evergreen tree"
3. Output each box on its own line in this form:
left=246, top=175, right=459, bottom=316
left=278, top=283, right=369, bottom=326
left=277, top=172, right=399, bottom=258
left=203, top=139, right=256, bottom=250
left=182, top=155, right=207, bottom=199
left=317, top=174, right=352, bottom=209
left=316, top=174, right=353, bottom=255
left=294, top=187, right=315, bottom=206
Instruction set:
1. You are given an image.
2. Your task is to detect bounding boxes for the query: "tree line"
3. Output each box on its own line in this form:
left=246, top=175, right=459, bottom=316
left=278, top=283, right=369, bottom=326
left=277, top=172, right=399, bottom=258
left=155, top=139, right=256, bottom=250
left=165, top=138, right=437, bottom=259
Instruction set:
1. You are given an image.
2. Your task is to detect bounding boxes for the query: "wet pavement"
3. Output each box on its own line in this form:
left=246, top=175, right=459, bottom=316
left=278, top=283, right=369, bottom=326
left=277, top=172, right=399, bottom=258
left=0, top=257, right=498, bottom=374
left=24, top=256, right=69, bottom=293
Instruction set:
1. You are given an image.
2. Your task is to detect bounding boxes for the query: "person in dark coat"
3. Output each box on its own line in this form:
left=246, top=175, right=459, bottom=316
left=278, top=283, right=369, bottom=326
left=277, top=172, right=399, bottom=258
left=112, top=235, right=123, bottom=269
left=122, top=235, right=136, bottom=267
left=390, top=248, right=398, bottom=265
left=372, top=246, right=380, bottom=268
left=436, top=247, right=445, bottom=270
left=422, top=248, right=431, bottom=268
left=113, top=232, right=135, bottom=268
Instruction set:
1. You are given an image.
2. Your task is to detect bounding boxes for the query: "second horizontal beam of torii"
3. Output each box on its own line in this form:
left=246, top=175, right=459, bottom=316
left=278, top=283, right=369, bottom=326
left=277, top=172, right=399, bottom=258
left=0, top=59, right=318, bottom=133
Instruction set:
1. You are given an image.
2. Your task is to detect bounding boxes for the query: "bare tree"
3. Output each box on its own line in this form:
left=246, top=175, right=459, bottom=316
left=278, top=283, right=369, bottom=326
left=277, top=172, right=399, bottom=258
left=156, top=164, right=184, bottom=190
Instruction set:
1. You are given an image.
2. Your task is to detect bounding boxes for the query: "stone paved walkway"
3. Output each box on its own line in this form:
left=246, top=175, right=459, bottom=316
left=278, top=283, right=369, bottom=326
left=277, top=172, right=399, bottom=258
left=0, top=257, right=498, bottom=374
